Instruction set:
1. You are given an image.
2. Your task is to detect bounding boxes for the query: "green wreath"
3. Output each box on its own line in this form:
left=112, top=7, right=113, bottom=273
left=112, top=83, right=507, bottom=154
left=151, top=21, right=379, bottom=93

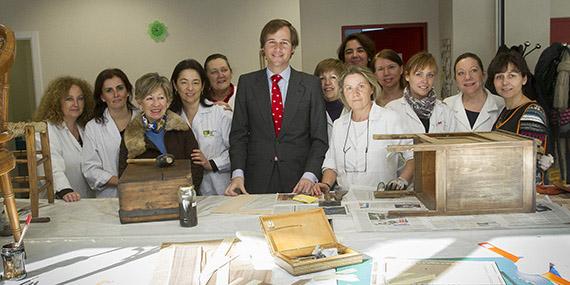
left=148, top=20, right=168, bottom=42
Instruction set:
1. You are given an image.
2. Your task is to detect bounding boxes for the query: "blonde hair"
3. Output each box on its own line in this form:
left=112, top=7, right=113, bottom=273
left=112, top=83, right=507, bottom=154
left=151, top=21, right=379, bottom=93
left=313, top=58, right=346, bottom=77
left=34, top=76, right=94, bottom=127
left=134, top=72, right=173, bottom=102
left=338, top=65, right=381, bottom=110
left=405, top=51, right=438, bottom=78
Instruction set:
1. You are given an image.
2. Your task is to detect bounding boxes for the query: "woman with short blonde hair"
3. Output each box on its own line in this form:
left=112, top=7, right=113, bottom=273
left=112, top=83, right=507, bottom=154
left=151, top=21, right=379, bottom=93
left=118, top=73, right=203, bottom=190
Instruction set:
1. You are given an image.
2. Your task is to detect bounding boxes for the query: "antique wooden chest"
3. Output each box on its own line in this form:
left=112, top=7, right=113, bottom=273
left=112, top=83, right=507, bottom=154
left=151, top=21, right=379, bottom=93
left=374, top=131, right=536, bottom=215
left=118, top=160, right=193, bottom=224
left=260, top=208, right=362, bottom=275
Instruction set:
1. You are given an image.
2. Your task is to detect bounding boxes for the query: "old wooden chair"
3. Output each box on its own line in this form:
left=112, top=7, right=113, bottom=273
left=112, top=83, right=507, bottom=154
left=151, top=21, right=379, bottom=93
left=0, top=24, right=22, bottom=242
left=8, top=121, right=55, bottom=217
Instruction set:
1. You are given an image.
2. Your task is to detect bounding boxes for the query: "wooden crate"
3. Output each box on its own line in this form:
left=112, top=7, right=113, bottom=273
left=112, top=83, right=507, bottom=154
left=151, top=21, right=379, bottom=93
left=373, top=131, right=536, bottom=215
left=118, top=160, right=193, bottom=224
left=259, top=208, right=362, bottom=276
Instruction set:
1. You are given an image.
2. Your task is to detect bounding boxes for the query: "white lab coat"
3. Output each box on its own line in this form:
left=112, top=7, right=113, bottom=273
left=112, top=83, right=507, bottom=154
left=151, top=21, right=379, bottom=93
left=81, top=108, right=138, bottom=198
left=181, top=102, right=232, bottom=195
left=386, top=97, right=457, bottom=133
left=46, top=121, right=93, bottom=198
left=322, top=103, right=413, bottom=190
left=443, top=89, right=505, bottom=132
left=326, top=108, right=349, bottom=141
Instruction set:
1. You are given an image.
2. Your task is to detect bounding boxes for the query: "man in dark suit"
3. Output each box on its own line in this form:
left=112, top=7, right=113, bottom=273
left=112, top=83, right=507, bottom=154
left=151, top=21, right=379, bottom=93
left=225, top=19, right=328, bottom=195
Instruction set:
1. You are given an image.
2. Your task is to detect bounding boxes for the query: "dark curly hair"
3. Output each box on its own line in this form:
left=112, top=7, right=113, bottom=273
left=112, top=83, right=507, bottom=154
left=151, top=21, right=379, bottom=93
left=337, top=33, right=376, bottom=68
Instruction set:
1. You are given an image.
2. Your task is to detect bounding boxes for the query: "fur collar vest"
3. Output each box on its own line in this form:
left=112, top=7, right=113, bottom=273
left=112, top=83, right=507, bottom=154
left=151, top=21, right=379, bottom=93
left=124, top=110, right=189, bottom=158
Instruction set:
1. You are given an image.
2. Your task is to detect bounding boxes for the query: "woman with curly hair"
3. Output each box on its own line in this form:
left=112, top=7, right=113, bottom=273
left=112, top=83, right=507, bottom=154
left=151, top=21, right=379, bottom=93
left=337, top=33, right=376, bottom=69
left=34, top=76, right=95, bottom=202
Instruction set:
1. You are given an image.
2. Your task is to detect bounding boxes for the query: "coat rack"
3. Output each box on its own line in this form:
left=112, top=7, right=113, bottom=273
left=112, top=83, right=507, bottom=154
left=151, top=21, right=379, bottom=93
left=522, top=41, right=542, bottom=58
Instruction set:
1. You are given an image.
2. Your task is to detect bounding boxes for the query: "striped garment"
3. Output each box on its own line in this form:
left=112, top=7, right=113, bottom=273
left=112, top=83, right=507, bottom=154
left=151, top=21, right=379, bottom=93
left=494, top=101, right=549, bottom=152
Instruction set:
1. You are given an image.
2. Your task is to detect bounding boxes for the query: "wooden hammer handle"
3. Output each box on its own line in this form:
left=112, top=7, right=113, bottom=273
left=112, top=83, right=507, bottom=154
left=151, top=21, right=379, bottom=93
left=126, top=158, right=155, bottom=164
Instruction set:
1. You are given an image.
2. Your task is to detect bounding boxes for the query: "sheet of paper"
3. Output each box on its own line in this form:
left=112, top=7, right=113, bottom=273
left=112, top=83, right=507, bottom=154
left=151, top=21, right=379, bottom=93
left=378, top=258, right=505, bottom=285
left=211, top=195, right=274, bottom=215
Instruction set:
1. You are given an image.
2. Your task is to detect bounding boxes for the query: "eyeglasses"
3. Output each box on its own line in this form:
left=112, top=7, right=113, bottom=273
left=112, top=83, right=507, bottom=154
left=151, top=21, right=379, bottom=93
left=343, top=118, right=370, bottom=173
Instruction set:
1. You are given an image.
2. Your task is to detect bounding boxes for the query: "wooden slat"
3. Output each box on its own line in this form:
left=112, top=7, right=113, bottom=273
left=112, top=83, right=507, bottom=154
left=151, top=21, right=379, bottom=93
left=40, top=130, right=55, bottom=203
left=416, top=133, right=440, bottom=144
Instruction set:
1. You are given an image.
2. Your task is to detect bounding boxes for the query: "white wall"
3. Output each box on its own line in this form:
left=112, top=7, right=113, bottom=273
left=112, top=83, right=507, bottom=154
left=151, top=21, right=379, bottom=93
left=299, top=0, right=441, bottom=73
left=2, top=0, right=567, bottom=100
left=451, top=0, right=496, bottom=72
left=505, top=0, right=550, bottom=71
left=551, top=0, right=570, bottom=18
left=0, top=0, right=301, bottom=92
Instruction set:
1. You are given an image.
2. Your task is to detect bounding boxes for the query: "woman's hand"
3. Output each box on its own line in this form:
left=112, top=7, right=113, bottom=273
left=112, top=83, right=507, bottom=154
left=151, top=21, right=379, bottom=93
left=191, top=149, right=212, bottom=171
left=62, top=192, right=81, bottom=202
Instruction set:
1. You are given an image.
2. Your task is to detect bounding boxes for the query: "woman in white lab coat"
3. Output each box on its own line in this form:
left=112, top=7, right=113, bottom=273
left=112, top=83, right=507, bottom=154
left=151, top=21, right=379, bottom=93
left=311, top=66, right=414, bottom=195
left=444, top=53, right=505, bottom=132
left=313, top=58, right=347, bottom=140
left=34, top=76, right=95, bottom=202
left=170, top=59, right=232, bottom=195
left=81, top=69, right=137, bottom=198
left=386, top=52, right=457, bottom=133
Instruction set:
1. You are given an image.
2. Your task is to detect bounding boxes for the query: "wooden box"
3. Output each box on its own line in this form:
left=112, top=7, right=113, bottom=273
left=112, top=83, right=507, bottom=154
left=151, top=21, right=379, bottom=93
left=259, top=208, right=362, bottom=276
left=374, top=131, right=536, bottom=215
left=118, top=160, right=193, bottom=224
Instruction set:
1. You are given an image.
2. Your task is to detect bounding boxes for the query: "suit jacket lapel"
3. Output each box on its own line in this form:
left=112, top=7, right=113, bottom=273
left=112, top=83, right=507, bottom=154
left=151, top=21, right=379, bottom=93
left=253, top=70, right=274, bottom=134
left=280, top=69, right=303, bottom=138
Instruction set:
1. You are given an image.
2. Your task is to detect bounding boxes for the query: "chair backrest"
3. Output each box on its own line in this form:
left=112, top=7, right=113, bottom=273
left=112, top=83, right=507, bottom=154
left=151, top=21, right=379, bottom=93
left=0, top=24, right=16, bottom=137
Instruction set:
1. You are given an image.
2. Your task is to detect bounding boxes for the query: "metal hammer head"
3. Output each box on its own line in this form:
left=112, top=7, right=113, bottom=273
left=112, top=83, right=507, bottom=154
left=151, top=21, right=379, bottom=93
left=156, top=153, right=175, bottom=167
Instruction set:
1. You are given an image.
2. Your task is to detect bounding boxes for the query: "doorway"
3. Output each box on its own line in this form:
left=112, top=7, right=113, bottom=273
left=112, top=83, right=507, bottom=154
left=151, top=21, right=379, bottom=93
left=551, top=17, right=570, bottom=44
left=10, top=32, right=43, bottom=123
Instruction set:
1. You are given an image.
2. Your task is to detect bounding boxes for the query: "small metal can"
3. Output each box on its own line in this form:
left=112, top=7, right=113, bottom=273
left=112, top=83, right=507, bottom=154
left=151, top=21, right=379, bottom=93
left=1, top=242, right=26, bottom=280
left=178, top=185, right=197, bottom=227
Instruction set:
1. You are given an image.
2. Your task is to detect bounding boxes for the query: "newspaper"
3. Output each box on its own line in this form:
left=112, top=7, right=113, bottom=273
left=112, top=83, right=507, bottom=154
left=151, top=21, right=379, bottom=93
left=352, top=199, right=570, bottom=232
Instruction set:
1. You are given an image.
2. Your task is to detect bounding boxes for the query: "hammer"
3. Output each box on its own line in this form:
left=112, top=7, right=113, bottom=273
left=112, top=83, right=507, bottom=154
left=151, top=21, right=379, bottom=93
left=126, top=153, right=175, bottom=168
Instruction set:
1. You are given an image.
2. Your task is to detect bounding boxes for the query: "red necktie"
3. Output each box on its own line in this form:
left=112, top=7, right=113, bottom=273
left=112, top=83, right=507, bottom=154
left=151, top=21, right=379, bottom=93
left=271, top=74, right=284, bottom=136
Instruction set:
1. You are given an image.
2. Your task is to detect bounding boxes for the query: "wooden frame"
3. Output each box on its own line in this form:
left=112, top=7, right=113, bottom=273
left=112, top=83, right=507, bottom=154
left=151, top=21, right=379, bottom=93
left=374, top=131, right=536, bottom=216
